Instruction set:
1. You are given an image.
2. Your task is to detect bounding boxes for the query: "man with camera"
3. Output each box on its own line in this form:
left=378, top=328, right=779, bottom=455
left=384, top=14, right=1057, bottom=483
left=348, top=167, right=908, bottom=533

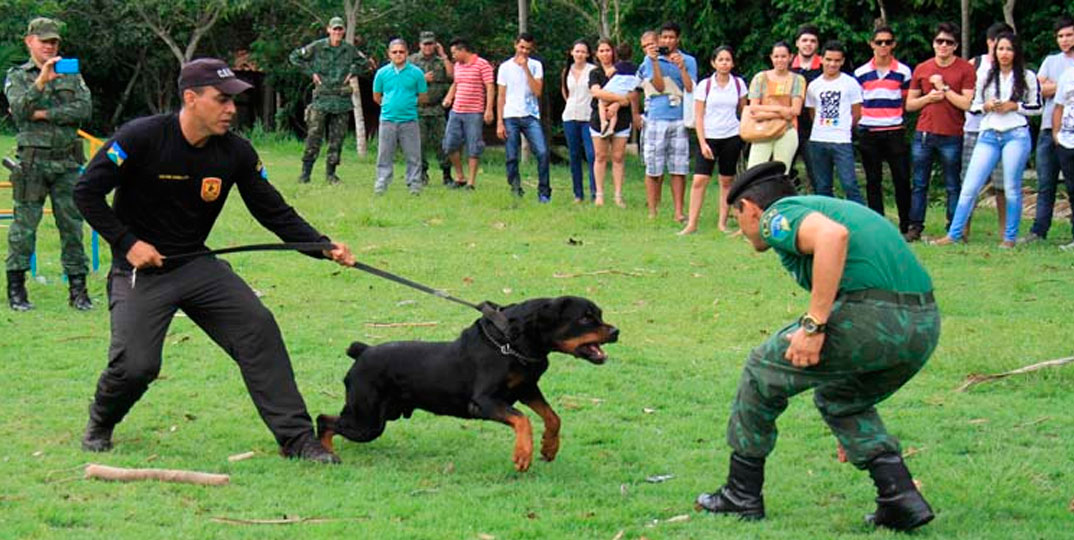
left=4, top=17, right=92, bottom=311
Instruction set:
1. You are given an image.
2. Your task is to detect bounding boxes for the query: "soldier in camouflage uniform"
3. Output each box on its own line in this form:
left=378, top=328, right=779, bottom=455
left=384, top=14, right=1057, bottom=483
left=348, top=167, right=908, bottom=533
left=408, top=31, right=453, bottom=185
left=695, top=162, right=939, bottom=532
left=289, top=16, right=367, bottom=184
left=4, top=17, right=92, bottom=311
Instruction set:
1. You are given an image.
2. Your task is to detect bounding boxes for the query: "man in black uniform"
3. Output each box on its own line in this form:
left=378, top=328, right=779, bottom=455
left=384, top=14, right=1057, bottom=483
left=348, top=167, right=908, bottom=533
left=73, top=58, right=355, bottom=463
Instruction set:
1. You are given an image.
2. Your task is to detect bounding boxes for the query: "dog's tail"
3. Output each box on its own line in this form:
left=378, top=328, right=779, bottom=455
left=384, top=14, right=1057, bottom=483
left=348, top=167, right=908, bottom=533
left=346, top=341, right=370, bottom=360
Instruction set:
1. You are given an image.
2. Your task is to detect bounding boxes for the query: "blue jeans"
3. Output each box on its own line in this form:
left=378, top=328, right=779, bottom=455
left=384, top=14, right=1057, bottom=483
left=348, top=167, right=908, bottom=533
left=809, top=141, right=864, bottom=204
left=1030, top=129, right=1059, bottom=238
left=504, top=116, right=550, bottom=198
left=947, top=127, right=1031, bottom=242
left=563, top=120, right=595, bottom=200
left=910, top=132, right=962, bottom=229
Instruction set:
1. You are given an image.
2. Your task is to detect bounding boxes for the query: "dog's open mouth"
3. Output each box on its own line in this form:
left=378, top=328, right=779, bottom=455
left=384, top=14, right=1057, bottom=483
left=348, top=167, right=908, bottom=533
left=574, top=342, right=608, bottom=363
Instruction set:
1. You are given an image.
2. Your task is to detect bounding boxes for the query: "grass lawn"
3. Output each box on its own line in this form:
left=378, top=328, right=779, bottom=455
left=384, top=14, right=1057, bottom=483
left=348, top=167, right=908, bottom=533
left=1, top=132, right=1072, bottom=539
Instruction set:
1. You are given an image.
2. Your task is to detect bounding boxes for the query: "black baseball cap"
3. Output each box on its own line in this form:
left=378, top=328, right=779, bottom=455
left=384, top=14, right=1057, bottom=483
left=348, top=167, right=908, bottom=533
left=726, top=161, right=791, bottom=205
left=177, top=58, right=252, bottom=95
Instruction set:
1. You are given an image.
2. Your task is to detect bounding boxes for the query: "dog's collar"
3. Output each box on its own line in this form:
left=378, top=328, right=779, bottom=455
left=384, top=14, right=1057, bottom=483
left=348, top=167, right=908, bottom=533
left=477, top=317, right=543, bottom=365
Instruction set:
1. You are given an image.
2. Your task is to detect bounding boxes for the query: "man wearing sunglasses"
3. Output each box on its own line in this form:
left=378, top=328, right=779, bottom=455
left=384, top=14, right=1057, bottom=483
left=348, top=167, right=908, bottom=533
left=372, top=38, right=428, bottom=195
left=854, top=26, right=912, bottom=234
left=904, top=22, right=975, bottom=242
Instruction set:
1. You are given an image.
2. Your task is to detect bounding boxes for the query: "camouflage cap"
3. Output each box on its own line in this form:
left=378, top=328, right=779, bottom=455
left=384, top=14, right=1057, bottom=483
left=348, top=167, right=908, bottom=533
left=419, top=31, right=436, bottom=44
left=328, top=16, right=345, bottom=29
left=27, top=17, right=61, bottom=41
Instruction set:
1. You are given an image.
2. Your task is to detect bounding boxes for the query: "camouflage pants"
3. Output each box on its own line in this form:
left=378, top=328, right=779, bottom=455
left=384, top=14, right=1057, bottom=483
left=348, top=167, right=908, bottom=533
left=6, top=152, right=88, bottom=275
left=726, top=292, right=940, bottom=469
left=302, top=107, right=349, bottom=166
left=418, top=113, right=447, bottom=174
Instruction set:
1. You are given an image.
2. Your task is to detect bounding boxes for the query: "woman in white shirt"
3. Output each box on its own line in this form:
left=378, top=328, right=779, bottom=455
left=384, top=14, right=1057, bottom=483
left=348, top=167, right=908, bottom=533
left=935, top=33, right=1041, bottom=247
left=679, top=45, right=747, bottom=235
left=561, top=40, right=597, bottom=203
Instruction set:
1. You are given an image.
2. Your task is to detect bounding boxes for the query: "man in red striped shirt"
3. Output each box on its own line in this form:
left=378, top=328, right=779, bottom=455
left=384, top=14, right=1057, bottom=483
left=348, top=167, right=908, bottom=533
left=854, top=25, right=913, bottom=233
left=441, top=38, right=495, bottom=189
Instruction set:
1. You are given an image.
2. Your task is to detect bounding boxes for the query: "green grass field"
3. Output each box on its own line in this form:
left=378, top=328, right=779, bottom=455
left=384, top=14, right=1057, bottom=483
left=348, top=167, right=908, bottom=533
left=1, top=133, right=1072, bottom=539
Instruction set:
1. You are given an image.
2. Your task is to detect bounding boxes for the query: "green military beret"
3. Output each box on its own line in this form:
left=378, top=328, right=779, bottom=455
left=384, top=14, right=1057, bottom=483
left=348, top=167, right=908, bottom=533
left=328, top=16, right=345, bottom=29
left=27, top=17, right=62, bottom=41
left=725, top=161, right=792, bottom=205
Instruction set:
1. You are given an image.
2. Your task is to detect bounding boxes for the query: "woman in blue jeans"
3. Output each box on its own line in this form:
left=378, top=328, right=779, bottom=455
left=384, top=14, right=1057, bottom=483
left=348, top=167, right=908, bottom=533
left=934, top=33, right=1041, bottom=247
left=560, top=40, right=597, bottom=202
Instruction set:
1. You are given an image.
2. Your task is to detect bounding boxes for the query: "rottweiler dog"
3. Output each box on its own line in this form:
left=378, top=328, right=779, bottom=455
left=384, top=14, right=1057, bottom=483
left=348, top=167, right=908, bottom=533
left=317, top=296, right=618, bottom=471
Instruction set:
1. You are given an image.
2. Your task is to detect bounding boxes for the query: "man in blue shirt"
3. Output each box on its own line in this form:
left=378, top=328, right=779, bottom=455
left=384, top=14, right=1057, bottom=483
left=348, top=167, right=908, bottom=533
left=373, top=38, right=428, bottom=195
left=638, top=22, right=697, bottom=222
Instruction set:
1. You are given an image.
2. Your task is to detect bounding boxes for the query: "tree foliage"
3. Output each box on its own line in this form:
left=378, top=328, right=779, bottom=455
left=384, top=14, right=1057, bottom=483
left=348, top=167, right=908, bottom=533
left=0, top=0, right=1070, bottom=135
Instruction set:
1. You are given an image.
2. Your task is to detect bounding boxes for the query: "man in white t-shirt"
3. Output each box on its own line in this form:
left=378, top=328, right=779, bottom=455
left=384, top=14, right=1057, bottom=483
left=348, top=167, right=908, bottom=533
left=1050, top=65, right=1074, bottom=251
left=496, top=33, right=550, bottom=201
left=805, top=40, right=864, bottom=204
left=1029, top=16, right=1074, bottom=243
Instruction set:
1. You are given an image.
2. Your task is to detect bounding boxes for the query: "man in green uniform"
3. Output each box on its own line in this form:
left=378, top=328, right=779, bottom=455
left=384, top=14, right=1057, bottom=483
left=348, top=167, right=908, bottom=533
left=289, top=16, right=366, bottom=184
left=695, top=162, right=939, bottom=532
left=407, top=31, right=453, bottom=185
left=4, top=17, right=92, bottom=311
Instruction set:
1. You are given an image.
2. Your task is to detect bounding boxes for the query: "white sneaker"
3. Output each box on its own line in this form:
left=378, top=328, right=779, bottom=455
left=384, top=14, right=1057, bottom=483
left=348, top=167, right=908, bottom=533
left=1060, top=241, right=1074, bottom=252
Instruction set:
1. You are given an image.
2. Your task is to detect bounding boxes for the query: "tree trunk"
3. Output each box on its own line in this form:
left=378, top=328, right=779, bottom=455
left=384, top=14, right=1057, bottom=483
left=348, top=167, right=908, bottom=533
left=110, top=52, right=145, bottom=129
left=961, top=0, right=970, bottom=58
left=1002, top=0, right=1017, bottom=34
left=518, top=0, right=529, bottom=33
left=350, top=78, right=367, bottom=157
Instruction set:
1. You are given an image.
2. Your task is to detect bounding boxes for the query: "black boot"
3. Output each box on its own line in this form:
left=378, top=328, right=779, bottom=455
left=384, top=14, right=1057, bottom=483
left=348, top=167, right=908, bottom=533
left=297, top=160, right=314, bottom=183
left=441, top=165, right=453, bottom=186
left=81, top=417, right=114, bottom=452
left=695, top=453, right=766, bottom=520
left=6, top=270, right=33, bottom=311
left=325, top=162, right=341, bottom=184
left=68, top=274, right=93, bottom=311
left=865, top=453, right=934, bottom=531
left=281, top=432, right=341, bottom=464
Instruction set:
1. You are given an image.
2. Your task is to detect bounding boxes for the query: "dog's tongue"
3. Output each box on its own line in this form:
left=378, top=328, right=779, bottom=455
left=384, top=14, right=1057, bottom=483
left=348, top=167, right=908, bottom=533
left=581, top=343, right=606, bottom=361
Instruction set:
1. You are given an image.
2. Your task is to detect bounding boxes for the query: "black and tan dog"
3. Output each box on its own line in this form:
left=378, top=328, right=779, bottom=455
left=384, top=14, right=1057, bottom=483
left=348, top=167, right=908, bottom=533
left=317, top=296, right=618, bottom=471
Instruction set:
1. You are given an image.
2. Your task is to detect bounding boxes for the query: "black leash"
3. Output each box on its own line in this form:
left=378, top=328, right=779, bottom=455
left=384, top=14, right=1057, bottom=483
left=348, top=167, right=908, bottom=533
left=163, top=241, right=511, bottom=330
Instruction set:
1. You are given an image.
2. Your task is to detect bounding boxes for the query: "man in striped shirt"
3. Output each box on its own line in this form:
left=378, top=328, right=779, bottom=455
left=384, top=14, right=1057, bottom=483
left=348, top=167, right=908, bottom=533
left=855, top=25, right=913, bottom=233
left=441, top=38, right=495, bottom=189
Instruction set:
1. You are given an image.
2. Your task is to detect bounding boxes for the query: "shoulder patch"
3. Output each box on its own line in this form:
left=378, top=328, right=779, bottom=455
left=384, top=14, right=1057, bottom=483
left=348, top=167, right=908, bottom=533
left=106, top=142, right=127, bottom=167
left=762, top=211, right=791, bottom=242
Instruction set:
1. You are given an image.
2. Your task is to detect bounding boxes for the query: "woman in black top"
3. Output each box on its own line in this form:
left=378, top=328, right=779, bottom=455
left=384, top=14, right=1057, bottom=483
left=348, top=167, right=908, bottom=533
left=588, top=38, right=636, bottom=207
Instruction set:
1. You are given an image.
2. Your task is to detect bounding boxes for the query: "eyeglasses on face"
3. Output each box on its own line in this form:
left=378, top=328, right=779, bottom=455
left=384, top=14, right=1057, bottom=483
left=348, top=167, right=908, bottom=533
left=933, top=38, right=957, bottom=46
left=873, top=39, right=895, bottom=46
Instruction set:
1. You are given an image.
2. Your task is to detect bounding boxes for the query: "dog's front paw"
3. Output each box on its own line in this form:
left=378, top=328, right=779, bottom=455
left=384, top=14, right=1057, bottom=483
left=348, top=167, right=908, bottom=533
left=540, top=433, right=560, bottom=461
left=513, top=444, right=533, bottom=472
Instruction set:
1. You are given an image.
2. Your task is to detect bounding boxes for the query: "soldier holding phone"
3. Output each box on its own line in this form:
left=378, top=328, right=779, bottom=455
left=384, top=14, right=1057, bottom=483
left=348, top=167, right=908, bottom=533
left=4, top=17, right=92, bottom=311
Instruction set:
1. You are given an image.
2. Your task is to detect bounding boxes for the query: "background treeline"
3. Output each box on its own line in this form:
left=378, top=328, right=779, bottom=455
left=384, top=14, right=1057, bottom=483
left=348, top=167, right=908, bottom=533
left=0, top=0, right=1070, bottom=136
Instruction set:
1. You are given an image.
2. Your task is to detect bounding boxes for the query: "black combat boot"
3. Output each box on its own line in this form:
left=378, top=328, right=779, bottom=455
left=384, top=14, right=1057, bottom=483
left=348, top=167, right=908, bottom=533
left=442, top=165, right=453, bottom=186
left=325, top=162, right=341, bottom=184
left=81, top=417, right=114, bottom=452
left=297, top=160, right=314, bottom=183
left=68, top=274, right=93, bottom=311
left=6, top=270, right=33, bottom=311
left=865, top=453, right=934, bottom=531
left=281, top=433, right=341, bottom=464
left=695, top=453, right=766, bottom=520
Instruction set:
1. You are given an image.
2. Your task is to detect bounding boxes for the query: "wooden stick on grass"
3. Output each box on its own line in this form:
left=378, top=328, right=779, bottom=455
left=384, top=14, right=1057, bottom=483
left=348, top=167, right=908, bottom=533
left=84, top=464, right=229, bottom=486
left=956, top=356, right=1074, bottom=392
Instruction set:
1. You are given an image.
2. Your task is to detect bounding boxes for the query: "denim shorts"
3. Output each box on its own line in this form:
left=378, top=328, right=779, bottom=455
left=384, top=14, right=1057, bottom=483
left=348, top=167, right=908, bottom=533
left=443, top=111, right=486, bottom=158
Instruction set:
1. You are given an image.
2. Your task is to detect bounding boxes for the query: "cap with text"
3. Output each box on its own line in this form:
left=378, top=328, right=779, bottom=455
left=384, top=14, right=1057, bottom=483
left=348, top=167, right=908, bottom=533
left=177, top=58, right=253, bottom=95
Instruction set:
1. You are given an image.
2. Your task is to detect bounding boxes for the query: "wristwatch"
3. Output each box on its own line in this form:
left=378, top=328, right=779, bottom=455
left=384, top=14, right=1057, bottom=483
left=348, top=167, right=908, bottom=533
left=941, top=84, right=950, bottom=92
left=799, top=314, right=827, bottom=335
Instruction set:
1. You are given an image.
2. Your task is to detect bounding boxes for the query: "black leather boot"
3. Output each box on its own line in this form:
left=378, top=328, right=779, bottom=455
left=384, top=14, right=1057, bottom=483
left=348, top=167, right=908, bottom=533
left=68, top=274, right=93, bottom=311
left=441, top=165, right=453, bottom=185
left=695, top=453, right=766, bottom=520
left=297, top=160, right=314, bottom=183
left=865, top=453, right=934, bottom=531
left=6, top=270, right=33, bottom=311
left=325, top=162, right=341, bottom=184
left=81, top=417, right=114, bottom=452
